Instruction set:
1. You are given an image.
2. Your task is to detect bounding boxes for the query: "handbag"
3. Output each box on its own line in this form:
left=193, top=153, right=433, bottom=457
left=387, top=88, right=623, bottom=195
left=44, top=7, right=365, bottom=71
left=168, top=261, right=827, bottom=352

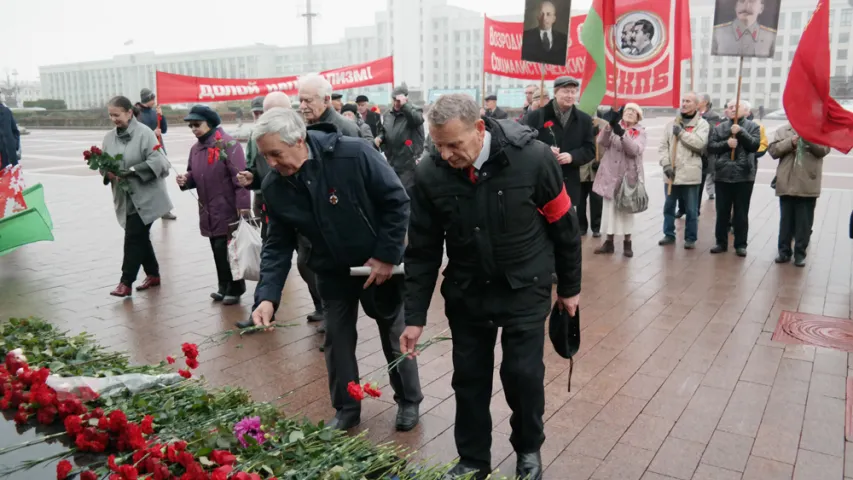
left=549, top=303, right=581, bottom=392
left=227, top=217, right=263, bottom=281
left=614, top=157, right=648, bottom=214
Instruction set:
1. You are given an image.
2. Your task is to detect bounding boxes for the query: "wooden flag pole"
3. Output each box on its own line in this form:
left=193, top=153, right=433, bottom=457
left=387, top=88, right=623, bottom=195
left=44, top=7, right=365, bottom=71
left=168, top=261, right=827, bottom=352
left=668, top=117, right=680, bottom=196
left=539, top=66, right=546, bottom=107
left=689, top=58, right=695, bottom=91
left=731, top=55, right=744, bottom=160
left=481, top=72, right=488, bottom=107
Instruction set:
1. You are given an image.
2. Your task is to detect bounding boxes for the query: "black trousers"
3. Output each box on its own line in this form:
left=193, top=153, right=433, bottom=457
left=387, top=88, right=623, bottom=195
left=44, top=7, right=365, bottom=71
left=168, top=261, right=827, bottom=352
left=714, top=182, right=754, bottom=249
left=778, top=196, right=817, bottom=258
left=577, top=181, right=602, bottom=234
left=209, top=236, right=246, bottom=296
left=121, top=213, right=159, bottom=286
left=315, top=274, right=422, bottom=417
left=449, top=319, right=546, bottom=470
left=296, top=235, right=323, bottom=312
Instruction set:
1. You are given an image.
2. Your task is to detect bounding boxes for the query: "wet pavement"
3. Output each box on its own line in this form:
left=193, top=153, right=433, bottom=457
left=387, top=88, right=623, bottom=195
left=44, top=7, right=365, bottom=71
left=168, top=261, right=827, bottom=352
left=1, top=121, right=852, bottom=479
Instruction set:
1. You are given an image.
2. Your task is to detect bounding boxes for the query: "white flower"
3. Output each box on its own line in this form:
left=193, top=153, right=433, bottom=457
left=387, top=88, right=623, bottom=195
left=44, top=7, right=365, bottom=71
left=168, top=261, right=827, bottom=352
left=9, top=348, right=23, bottom=356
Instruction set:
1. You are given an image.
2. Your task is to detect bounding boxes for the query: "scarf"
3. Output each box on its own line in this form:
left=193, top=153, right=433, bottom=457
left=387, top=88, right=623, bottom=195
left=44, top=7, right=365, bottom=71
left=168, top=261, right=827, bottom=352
left=553, top=102, right=573, bottom=128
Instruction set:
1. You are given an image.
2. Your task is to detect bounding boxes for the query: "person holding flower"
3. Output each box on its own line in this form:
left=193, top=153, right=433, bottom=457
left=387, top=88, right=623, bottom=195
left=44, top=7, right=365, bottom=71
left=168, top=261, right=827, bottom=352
left=101, top=96, right=173, bottom=297
left=175, top=105, right=251, bottom=305
left=374, top=84, right=425, bottom=190
left=592, top=103, right=647, bottom=257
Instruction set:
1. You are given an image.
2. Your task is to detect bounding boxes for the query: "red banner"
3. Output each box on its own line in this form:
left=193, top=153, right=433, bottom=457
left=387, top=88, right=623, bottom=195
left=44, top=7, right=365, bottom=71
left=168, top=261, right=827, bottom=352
left=484, top=1, right=692, bottom=107
left=155, top=57, right=394, bottom=105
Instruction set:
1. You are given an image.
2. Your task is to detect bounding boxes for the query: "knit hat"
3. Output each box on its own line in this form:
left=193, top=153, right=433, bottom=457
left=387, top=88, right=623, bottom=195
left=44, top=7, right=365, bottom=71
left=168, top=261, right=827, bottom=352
left=140, top=88, right=155, bottom=103
left=250, top=96, right=265, bottom=112
left=340, top=103, right=358, bottom=116
left=624, top=102, right=644, bottom=121
left=183, top=105, right=221, bottom=128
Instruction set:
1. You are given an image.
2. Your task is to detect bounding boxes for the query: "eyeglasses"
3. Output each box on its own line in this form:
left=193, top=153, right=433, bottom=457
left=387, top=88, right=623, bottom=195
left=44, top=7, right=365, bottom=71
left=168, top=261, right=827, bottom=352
left=188, top=122, right=202, bottom=128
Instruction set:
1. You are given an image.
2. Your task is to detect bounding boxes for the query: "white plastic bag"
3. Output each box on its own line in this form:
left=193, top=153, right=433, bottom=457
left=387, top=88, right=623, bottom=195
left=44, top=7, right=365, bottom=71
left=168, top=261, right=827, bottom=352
left=46, top=373, right=184, bottom=400
left=228, top=217, right=262, bottom=281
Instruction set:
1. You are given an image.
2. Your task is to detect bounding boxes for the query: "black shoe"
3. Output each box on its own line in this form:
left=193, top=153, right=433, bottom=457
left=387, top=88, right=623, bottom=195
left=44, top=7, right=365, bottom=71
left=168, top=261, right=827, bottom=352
left=327, top=412, right=360, bottom=431
left=395, top=403, right=419, bottom=431
left=307, top=310, right=324, bottom=323
left=443, top=462, right=490, bottom=480
left=684, top=241, right=696, bottom=250
left=675, top=210, right=685, bottom=219
left=316, top=322, right=326, bottom=334
left=775, top=254, right=791, bottom=264
left=235, top=318, right=255, bottom=329
left=516, top=451, right=543, bottom=480
left=735, top=248, right=747, bottom=257
left=210, top=282, right=226, bottom=302
left=710, top=245, right=727, bottom=254
left=794, top=254, right=806, bottom=267
left=222, top=295, right=241, bottom=305
left=592, top=231, right=602, bottom=238
left=658, top=235, right=676, bottom=246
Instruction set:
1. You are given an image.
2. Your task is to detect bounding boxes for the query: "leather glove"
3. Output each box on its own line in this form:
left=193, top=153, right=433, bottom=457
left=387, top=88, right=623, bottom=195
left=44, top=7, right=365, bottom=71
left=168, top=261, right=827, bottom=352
left=672, top=125, right=682, bottom=137
left=612, top=122, right=625, bottom=137
left=608, top=106, right=624, bottom=127
left=663, top=165, right=675, bottom=180
left=591, top=161, right=600, bottom=172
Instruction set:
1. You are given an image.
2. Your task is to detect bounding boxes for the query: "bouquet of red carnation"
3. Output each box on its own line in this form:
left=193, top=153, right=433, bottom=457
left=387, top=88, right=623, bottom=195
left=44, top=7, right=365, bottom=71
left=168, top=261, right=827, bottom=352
left=83, top=146, right=131, bottom=193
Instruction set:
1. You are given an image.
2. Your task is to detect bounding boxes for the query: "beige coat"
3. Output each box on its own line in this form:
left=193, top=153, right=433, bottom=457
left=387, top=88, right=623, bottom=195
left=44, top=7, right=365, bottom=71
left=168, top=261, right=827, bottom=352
left=658, top=114, right=710, bottom=185
left=767, top=123, right=830, bottom=198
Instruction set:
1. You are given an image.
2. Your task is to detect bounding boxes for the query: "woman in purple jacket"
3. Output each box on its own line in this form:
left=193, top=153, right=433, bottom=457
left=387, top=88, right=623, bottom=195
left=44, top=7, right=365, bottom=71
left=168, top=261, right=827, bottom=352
left=176, top=105, right=251, bottom=305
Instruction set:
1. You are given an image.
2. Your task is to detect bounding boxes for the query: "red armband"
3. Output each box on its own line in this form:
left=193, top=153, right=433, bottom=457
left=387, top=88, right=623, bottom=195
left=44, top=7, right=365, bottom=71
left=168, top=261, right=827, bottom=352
left=537, top=184, right=572, bottom=223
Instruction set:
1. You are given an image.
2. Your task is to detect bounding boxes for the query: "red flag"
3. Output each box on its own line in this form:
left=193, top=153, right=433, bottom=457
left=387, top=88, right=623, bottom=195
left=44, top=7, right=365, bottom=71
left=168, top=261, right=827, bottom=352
left=783, top=0, right=853, bottom=153
left=680, top=0, right=692, bottom=60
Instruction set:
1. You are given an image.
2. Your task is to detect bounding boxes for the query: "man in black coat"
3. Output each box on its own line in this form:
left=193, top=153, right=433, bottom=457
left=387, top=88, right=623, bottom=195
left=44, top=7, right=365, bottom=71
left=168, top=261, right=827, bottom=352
left=245, top=107, right=423, bottom=432
left=483, top=94, right=509, bottom=119
left=698, top=93, right=723, bottom=204
left=707, top=100, right=761, bottom=256
left=401, top=94, right=582, bottom=480
left=521, top=0, right=569, bottom=65
left=0, top=101, right=20, bottom=169
left=375, top=85, right=425, bottom=190
left=522, top=76, right=597, bottom=207
left=356, top=95, right=382, bottom=138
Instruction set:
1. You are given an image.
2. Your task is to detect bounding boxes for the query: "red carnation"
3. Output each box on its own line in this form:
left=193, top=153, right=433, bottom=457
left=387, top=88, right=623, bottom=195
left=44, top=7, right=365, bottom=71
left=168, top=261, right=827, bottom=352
left=181, top=343, right=199, bottom=360
left=346, top=381, right=365, bottom=401
left=83, top=150, right=92, bottom=161
left=211, top=449, right=236, bottom=466
left=544, top=121, right=554, bottom=129
left=363, top=382, right=382, bottom=398
left=233, top=473, right=262, bottom=480
left=64, top=415, right=83, bottom=435
left=13, top=410, right=28, bottom=424
left=107, top=410, right=128, bottom=433
left=140, top=414, right=155, bottom=434
left=108, top=455, right=119, bottom=472
left=37, top=404, right=58, bottom=425
left=56, top=459, right=73, bottom=480
left=166, top=356, right=175, bottom=365
left=211, top=466, right=233, bottom=480
left=404, top=139, right=413, bottom=147
left=178, top=369, right=192, bottom=379
left=185, top=357, right=199, bottom=369
left=116, top=464, right=139, bottom=480
left=80, top=471, right=97, bottom=480
left=153, top=145, right=162, bottom=151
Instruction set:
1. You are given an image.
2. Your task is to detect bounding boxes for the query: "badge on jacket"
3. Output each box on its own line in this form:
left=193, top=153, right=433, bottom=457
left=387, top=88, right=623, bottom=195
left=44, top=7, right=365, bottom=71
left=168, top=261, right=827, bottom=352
left=329, top=188, right=339, bottom=205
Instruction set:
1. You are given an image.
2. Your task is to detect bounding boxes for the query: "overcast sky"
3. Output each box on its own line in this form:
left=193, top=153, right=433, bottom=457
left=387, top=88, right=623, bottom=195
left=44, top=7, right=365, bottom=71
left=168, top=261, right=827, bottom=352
left=3, top=0, right=592, bottom=82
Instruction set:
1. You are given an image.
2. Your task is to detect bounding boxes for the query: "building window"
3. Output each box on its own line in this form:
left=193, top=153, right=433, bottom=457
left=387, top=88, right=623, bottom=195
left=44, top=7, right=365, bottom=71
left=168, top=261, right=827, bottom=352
left=771, top=83, right=780, bottom=92
left=779, top=12, right=786, bottom=26
left=757, top=67, right=766, bottom=76
left=741, top=83, right=750, bottom=93
left=714, top=68, right=722, bottom=77
left=743, top=68, right=751, bottom=77
left=841, top=32, right=851, bottom=44
left=836, top=66, right=847, bottom=76
left=790, top=34, right=800, bottom=44
left=774, top=51, right=782, bottom=61
left=840, top=49, right=849, bottom=60
left=772, top=67, right=782, bottom=76
left=727, top=68, right=737, bottom=77
left=757, top=83, right=765, bottom=93
left=840, top=9, right=853, bottom=26
left=791, top=12, right=802, bottom=28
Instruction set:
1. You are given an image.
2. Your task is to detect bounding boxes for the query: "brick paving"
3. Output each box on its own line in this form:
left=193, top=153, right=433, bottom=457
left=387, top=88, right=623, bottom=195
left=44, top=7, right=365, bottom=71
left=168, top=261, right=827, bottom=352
left=2, top=122, right=853, bottom=479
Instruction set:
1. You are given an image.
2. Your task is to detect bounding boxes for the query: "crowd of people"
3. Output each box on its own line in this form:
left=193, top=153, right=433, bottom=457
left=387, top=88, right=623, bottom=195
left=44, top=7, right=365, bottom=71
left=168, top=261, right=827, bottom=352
left=79, top=75, right=831, bottom=480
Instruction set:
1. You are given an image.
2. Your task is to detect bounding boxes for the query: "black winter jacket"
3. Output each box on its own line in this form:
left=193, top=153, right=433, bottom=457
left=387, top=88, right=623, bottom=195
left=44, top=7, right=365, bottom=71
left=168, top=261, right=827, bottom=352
left=0, top=105, right=20, bottom=168
left=378, top=104, right=425, bottom=177
left=707, top=118, right=762, bottom=183
left=404, top=118, right=582, bottom=328
left=521, top=100, right=596, bottom=206
left=255, top=124, right=410, bottom=309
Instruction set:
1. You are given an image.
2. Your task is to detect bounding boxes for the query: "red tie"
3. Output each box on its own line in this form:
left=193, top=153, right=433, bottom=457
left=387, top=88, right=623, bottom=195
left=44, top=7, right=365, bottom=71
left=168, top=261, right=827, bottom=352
left=466, top=166, right=477, bottom=184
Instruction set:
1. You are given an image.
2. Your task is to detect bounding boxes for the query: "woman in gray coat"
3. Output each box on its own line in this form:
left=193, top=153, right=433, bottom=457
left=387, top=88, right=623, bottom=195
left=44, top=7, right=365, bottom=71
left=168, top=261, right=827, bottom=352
left=102, top=96, right=173, bottom=297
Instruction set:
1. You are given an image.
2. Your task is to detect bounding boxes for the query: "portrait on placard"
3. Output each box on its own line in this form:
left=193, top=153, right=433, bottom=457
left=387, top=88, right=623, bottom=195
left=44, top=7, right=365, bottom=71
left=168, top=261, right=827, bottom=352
left=711, top=0, right=780, bottom=58
left=614, top=11, right=666, bottom=62
left=521, top=0, right=573, bottom=66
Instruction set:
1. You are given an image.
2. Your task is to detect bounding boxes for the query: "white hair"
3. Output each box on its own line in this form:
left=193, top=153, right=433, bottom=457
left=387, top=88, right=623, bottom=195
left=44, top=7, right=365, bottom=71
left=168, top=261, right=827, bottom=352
left=254, top=107, right=306, bottom=145
left=427, top=94, right=480, bottom=126
left=263, top=91, right=291, bottom=112
left=298, top=74, right=333, bottom=100
left=727, top=98, right=751, bottom=110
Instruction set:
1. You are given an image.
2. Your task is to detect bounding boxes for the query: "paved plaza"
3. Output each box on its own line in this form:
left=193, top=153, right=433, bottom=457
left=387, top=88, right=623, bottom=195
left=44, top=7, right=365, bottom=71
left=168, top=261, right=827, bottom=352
left=2, top=119, right=853, bottom=479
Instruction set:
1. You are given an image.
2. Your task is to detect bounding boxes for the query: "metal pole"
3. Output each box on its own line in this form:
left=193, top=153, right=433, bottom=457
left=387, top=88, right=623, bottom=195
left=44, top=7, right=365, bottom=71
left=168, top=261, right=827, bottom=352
left=302, top=0, right=317, bottom=72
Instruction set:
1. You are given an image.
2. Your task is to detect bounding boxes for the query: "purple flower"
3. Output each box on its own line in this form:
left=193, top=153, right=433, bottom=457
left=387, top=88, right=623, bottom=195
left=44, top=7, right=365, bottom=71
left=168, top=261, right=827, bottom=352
left=233, top=416, right=266, bottom=448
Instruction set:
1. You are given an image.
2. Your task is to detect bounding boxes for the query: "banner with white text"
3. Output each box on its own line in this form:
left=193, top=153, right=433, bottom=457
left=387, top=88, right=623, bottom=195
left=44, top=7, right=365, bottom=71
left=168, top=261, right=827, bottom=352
left=155, top=56, right=394, bottom=105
